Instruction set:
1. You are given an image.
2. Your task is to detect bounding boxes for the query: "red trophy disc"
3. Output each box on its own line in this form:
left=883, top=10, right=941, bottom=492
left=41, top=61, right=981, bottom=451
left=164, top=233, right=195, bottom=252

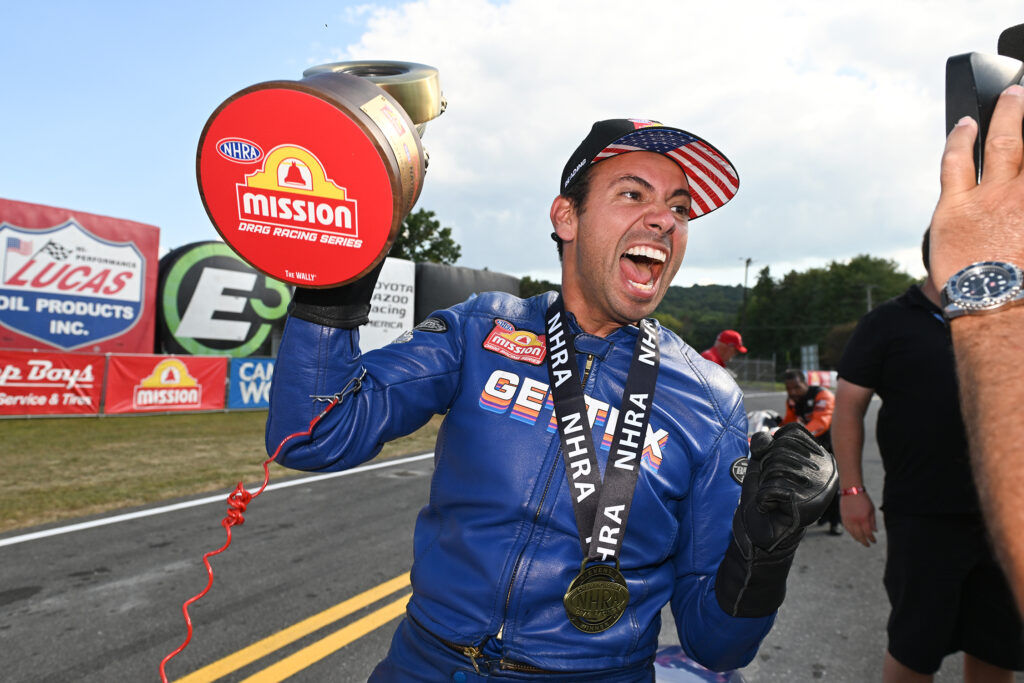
left=197, top=62, right=444, bottom=288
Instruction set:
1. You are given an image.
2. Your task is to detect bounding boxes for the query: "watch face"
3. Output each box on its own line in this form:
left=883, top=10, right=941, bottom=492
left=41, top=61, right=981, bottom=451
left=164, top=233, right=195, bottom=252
left=950, top=261, right=1024, bottom=310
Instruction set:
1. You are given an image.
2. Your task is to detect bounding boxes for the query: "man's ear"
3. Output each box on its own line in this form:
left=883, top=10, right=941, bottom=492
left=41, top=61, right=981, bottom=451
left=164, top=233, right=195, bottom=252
left=550, top=195, right=578, bottom=243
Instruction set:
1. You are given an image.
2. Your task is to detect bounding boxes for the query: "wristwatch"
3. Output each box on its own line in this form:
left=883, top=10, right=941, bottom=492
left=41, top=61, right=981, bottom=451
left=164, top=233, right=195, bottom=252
left=941, top=261, right=1024, bottom=319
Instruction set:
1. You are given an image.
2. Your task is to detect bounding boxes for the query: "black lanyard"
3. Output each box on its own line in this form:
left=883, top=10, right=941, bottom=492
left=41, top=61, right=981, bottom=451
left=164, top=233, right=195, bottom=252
left=544, top=298, right=660, bottom=565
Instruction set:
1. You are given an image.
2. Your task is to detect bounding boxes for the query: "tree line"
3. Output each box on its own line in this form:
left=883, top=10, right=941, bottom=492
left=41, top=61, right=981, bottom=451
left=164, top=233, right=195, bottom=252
left=397, top=209, right=918, bottom=370
left=525, top=255, right=916, bottom=369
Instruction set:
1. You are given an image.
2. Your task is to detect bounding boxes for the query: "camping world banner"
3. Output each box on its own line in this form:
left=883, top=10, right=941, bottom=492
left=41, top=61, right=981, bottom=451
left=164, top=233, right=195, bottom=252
left=0, top=198, right=158, bottom=353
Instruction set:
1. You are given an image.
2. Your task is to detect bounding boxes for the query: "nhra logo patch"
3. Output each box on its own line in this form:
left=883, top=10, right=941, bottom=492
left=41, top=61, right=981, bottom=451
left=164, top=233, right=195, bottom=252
left=482, top=319, right=546, bottom=365
left=0, top=221, right=144, bottom=350
left=133, top=359, right=202, bottom=410
left=216, top=137, right=263, bottom=163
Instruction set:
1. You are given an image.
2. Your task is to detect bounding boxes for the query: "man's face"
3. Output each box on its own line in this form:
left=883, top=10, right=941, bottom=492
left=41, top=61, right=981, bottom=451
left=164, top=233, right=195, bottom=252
left=552, top=151, right=690, bottom=337
left=784, top=379, right=808, bottom=403
left=718, top=343, right=739, bottom=363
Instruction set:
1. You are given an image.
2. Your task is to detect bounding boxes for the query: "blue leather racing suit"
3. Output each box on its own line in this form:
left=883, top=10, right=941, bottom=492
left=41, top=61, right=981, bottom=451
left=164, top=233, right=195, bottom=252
left=266, top=291, right=774, bottom=678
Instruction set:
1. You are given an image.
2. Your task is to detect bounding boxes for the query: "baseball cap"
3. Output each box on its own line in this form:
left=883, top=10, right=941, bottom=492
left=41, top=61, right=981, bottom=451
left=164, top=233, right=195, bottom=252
left=560, top=118, right=739, bottom=219
left=717, top=329, right=747, bottom=353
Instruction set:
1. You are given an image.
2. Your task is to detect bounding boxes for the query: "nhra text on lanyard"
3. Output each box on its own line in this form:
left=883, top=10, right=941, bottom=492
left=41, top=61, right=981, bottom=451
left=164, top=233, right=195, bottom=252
left=544, top=298, right=660, bottom=564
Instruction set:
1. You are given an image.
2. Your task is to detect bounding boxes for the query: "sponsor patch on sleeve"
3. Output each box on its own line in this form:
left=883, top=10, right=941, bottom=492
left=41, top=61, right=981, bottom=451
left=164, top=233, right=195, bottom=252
left=391, top=330, right=414, bottom=344
left=730, top=457, right=748, bottom=485
left=414, top=317, right=448, bottom=333
left=482, top=319, right=547, bottom=365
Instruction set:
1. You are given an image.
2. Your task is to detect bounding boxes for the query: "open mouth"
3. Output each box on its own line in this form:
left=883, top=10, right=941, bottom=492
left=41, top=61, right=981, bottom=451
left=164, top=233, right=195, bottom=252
left=620, top=245, right=667, bottom=293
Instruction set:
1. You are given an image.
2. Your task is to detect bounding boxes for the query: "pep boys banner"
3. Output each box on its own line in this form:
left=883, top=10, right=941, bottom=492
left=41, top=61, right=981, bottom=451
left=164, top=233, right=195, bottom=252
left=0, top=349, right=104, bottom=416
left=104, top=355, right=227, bottom=414
left=0, top=198, right=158, bottom=353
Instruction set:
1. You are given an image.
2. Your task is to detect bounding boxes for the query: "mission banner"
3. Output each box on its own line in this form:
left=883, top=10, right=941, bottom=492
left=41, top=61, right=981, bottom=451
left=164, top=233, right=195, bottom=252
left=104, top=355, right=228, bottom=414
left=0, top=349, right=104, bottom=416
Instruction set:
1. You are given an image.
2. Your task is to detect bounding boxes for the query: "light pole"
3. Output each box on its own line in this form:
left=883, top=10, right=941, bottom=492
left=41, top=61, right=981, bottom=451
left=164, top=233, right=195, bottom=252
left=865, top=284, right=878, bottom=312
left=740, top=257, right=754, bottom=327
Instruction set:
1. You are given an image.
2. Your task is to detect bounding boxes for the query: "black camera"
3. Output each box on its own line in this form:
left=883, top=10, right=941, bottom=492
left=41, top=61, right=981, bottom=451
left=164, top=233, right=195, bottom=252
left=945, top=24, right=1024, bottom=179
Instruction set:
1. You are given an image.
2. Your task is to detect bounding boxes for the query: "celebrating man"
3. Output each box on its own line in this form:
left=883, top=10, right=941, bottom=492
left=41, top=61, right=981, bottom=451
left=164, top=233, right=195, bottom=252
left=267, top=119, right=836, bottom=681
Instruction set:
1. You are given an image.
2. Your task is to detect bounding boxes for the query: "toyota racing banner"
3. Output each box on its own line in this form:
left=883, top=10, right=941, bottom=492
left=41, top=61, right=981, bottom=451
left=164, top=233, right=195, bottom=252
left=0, top=349, right=105, bottom=416
left=0, top=198, right=159, bottom=353
left=104, top=355, right=227, bottom=414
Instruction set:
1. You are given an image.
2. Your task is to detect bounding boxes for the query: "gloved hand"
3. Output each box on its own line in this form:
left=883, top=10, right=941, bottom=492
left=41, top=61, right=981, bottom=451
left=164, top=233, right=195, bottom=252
left=715, top=422, right=838, bottom=617
left=287, top=259, right=387, bottom=329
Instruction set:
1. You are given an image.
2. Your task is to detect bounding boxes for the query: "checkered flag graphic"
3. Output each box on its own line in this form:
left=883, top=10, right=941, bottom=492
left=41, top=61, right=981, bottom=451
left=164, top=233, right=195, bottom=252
left=41, top=240, right=72, bottom=261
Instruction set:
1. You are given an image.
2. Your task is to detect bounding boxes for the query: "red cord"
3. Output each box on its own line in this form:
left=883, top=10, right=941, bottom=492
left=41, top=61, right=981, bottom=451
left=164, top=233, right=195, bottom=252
left=159, top=400, right=338, bottom=682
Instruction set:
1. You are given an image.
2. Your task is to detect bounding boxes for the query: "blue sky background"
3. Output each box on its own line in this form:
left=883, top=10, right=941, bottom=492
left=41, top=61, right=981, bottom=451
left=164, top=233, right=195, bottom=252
left=2, top=1, right=1022, bottom=285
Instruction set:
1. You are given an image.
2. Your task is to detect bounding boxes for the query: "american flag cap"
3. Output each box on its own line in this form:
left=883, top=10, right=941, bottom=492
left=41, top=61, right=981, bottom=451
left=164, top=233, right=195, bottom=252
left=560, top=118, right=739, bottom=219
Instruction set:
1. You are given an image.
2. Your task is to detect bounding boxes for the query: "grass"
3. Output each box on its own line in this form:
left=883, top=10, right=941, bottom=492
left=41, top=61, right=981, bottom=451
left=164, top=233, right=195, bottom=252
left=0, top=411, right=442, bottom=534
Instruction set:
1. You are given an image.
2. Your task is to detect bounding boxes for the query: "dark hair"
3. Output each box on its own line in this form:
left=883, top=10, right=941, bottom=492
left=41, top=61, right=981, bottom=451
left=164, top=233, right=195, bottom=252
left=782, top=368, right=806, bottom=384
left=921, top=226, right=931, bottom=274
left=551, top=165, right=594, bottom=261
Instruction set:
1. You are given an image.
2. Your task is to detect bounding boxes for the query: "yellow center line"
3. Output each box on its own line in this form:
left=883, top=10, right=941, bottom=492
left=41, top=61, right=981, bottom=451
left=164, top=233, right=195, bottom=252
left=174, top=571, right=410, bottom=683
left=240, top=593, right=410, bottom=683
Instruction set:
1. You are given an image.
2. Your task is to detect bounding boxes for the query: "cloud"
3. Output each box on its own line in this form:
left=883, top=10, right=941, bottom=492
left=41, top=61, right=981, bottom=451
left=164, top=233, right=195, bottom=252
left=321, top=1, right=1020, bottom=284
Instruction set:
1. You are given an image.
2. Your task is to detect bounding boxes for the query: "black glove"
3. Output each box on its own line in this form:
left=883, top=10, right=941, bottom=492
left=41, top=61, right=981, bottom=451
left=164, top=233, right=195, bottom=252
left=715, top=423, right=838, bottom=617
left=287, top=259, right=386, bottom=329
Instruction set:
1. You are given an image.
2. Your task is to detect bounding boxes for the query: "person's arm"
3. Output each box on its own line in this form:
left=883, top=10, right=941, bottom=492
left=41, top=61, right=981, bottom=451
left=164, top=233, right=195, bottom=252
left=266, top=265, right=462, bottom=471
left=928, top=84, right=1024, bottom=614
left=780, top=400, right=798, bottom=426
left=832, top=379, right=877, bottom=547
left=670, top=400, right=774, bottom=672
left=801, top=388, right=834, bottom=438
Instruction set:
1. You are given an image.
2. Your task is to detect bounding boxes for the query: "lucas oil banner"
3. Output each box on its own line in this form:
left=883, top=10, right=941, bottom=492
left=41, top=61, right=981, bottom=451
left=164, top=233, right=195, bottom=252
left=0, top=349, right=104, bottom=416
left=104, top=355, right=227, bottom=414
left=0, top=198, right=159, bottom=353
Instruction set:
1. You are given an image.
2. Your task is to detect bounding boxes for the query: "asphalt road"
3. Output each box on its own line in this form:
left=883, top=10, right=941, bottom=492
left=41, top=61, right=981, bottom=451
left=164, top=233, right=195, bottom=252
left=1, top=390, right=1019, bottom=682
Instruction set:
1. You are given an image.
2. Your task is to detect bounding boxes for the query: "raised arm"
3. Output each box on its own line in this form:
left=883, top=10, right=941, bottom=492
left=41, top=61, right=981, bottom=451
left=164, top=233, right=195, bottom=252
left=928, top=84, right=1024, bottom=614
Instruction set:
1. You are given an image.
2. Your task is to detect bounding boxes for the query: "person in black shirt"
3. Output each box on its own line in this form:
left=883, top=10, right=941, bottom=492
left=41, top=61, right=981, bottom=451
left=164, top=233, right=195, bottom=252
left=833, top=229, right=1023, bottom=682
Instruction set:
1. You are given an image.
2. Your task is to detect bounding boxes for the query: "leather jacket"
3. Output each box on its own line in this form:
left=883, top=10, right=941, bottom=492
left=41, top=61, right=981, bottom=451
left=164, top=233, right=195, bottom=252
left=267, top=291, right=774, bottom=673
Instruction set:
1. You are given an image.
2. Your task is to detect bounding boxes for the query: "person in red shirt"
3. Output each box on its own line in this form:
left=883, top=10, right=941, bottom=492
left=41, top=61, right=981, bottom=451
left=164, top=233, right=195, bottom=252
left=782, top=368, right=841, bottom=536
left=700, top=329, right=747, bottom=367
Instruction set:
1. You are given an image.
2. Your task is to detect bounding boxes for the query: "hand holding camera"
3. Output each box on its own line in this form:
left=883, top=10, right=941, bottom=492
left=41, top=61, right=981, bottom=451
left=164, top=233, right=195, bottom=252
left=932, top=25, right=1024, bottom=316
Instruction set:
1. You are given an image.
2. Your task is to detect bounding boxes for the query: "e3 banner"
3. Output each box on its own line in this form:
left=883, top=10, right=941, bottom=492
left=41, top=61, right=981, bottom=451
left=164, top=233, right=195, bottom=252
left=0, top=349, right=104, bottom=416
left=104, top=354, right=227, bottom=414
left=228, top=357, right=274, bottom=409
left=158, top=241, right=291, bottom=356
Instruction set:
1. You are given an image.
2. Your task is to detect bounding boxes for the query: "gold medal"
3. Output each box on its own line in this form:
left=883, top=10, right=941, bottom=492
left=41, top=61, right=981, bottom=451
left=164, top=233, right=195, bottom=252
left=563, top=561, right=629, bottom=633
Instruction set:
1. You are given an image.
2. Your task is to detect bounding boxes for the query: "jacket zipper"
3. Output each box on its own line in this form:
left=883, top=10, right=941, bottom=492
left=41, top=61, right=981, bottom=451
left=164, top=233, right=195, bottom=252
left=410, top=614, right=488, bottom=674
left=498, top=352, right=596, bottom=639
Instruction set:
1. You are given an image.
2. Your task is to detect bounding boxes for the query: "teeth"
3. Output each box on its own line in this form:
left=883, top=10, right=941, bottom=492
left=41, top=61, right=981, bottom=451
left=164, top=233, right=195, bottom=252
left=624, top=246, right=666, bottom=262
left=629, top=279, right=655, bottom=292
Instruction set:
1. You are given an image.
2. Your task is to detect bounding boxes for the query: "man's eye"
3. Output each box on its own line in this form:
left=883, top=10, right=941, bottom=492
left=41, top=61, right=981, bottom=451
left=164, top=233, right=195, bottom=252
left=671, top=205, right=690, bottom=215
left=622, top=190, right=642, bottom=200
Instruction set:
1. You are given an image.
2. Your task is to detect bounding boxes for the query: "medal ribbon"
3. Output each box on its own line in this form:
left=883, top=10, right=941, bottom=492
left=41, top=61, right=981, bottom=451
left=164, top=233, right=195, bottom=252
left=544, top=298, right=660, bottom=564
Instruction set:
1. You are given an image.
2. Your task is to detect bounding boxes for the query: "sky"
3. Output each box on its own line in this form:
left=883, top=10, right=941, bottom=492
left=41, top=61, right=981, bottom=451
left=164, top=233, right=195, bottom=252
left=2, top=1, right=1022, bottom=287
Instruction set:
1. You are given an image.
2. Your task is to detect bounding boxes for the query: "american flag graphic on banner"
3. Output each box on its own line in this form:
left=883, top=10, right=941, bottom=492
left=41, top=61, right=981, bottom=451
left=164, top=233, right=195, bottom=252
left=596, top=127, right=739, bottom=219
left=5, top=237, right=32, bottom=255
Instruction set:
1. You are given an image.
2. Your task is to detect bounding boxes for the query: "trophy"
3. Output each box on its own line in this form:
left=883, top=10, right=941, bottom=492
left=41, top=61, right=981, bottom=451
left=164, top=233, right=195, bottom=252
left=196, top=61, right=445, bottom=287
